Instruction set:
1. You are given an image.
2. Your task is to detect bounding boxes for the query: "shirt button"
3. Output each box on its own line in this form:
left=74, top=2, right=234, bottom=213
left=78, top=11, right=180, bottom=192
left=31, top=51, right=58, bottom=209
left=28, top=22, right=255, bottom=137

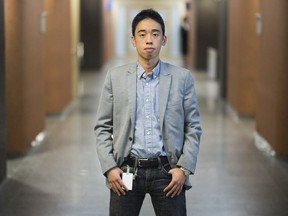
left=147, top=132, right=150, bottom=135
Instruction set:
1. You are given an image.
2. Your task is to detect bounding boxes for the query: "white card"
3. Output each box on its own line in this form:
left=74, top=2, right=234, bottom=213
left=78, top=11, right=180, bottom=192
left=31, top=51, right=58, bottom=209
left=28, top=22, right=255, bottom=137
left=122, top=173, right=133, bottom=190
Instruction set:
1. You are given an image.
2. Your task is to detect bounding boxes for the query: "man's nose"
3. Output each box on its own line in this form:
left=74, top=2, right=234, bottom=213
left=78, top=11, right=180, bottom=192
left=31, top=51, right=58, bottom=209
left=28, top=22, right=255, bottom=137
left=146, top=34, right=152, bottom=44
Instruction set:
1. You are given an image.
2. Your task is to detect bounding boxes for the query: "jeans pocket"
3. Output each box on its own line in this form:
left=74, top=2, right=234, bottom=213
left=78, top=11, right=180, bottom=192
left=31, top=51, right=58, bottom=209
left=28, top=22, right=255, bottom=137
left=160, top=163, right=172, bottom=177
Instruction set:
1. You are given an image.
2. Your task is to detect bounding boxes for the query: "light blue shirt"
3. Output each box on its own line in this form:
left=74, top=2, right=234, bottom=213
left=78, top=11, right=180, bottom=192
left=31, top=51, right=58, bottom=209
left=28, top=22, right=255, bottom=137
left=130, top=62, right=166, bottom=158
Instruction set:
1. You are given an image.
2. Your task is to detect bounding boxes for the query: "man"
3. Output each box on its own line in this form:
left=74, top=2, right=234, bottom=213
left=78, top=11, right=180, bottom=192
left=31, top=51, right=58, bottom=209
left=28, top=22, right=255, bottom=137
left=95, top=9, right=202, bottom=216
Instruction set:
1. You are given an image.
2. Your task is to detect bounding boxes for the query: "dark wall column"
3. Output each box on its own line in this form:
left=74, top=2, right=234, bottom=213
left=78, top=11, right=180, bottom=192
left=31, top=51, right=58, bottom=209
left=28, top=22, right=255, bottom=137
left=218, top=0, right=228, bottom=98
left=195, top=0, right=220, bottom=70
left=80, top=0, right=103, bottom=70
left=0, top=0, right=6, bottom=184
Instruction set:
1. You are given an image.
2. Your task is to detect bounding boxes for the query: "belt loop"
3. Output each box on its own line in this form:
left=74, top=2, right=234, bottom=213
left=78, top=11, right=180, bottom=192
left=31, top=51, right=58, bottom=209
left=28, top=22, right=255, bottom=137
left=134, top=157, right=138, bottom=169
left=157, top=157, right=161, bottom=168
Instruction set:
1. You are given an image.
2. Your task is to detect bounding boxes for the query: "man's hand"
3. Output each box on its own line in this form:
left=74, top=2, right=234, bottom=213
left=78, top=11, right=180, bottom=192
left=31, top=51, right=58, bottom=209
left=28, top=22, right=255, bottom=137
left=163, top=168, right=186, bottom=198
left=107, top=167, right=128, bottom=196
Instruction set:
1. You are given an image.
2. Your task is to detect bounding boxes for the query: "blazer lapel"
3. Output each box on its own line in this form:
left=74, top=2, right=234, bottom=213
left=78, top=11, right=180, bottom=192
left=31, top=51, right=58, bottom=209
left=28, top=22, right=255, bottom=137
left=158, top=61, right=171, bottom=132
left=127, top=64, right=137, bottom=128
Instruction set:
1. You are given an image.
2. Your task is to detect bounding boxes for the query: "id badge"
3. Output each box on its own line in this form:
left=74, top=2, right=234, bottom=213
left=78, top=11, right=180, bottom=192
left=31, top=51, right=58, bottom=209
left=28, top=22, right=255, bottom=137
left=122, top=172, right=133, bottom=190
left=122, top=165, right=133, bottom=190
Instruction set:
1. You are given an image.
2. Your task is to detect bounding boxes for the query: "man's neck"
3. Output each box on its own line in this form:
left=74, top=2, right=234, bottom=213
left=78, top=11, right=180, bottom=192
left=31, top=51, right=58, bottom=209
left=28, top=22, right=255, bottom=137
left=138, top=58, right=159, bottom=73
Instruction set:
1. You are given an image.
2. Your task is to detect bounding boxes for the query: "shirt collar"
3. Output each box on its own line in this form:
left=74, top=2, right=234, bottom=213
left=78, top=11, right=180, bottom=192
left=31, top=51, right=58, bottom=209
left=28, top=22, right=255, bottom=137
left=136, top=61, right=160, bottom=80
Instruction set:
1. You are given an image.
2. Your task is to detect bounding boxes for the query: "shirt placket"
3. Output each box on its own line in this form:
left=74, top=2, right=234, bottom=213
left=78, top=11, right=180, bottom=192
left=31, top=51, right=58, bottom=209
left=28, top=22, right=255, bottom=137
left=144, top=76, right=153, bottom=156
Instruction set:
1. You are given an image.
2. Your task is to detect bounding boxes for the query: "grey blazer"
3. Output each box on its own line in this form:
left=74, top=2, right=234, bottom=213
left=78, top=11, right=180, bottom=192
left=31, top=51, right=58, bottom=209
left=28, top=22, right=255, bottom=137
left=94, top=60, right=202, bottom=188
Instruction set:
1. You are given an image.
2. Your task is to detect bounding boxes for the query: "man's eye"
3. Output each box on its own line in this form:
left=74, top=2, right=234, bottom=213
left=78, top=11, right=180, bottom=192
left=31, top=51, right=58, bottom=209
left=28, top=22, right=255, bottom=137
left=153, top=33, right=159, bottom=37
left=139, top=34, right=145, bottom=37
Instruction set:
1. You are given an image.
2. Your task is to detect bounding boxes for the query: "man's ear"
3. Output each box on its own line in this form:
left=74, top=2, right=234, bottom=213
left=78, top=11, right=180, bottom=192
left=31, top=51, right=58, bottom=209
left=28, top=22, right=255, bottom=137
left=162, top=35, right=167, bottom=46
left=131, top=36, right=136, bottom=47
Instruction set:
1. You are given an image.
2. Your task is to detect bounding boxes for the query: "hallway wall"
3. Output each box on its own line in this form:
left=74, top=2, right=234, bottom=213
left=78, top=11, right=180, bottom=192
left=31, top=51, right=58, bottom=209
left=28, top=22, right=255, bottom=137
left=4, top=0, right=75, bottom=155
left=5, top=0, right=46, bottom=155
left=256, top=0, right=288, bottom=155
left=44, top=0, right=72, bottom=113
left=227, top=0, right=260, bottom=116
left=0, top=0, right=5, bottom=183
left=227, top=0, right=288, bottom=155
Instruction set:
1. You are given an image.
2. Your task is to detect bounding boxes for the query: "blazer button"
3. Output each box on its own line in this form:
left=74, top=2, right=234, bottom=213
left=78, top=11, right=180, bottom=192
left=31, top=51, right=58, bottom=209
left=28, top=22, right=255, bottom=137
left=129, top=137, right=133, bottom=141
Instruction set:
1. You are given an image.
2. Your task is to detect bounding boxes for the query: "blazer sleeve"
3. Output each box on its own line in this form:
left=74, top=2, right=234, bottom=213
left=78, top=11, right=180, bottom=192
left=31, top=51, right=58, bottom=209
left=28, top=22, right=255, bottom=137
left=94, top=70, right=117, bottom=175
left=177, top=72, right=202, bottom=174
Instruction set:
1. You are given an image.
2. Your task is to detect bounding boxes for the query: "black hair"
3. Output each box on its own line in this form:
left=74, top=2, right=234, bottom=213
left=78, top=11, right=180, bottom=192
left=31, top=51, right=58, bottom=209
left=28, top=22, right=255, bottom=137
left=131, top=9, right=165, bottom=36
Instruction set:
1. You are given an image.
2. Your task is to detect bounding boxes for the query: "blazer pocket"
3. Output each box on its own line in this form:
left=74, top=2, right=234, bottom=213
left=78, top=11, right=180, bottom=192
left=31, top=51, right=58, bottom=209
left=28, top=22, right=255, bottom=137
left=166, top=100, right=182, bottom=110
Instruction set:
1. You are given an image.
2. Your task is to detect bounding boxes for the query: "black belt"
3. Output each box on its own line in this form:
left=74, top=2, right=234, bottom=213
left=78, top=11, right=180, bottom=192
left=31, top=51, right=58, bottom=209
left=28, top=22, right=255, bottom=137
left=125, top=156, right=168, bottom=168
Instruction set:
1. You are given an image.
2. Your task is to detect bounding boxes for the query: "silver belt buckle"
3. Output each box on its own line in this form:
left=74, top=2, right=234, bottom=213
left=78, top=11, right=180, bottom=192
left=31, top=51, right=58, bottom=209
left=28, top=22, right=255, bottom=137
left=138, top=158, right=148, bottom=167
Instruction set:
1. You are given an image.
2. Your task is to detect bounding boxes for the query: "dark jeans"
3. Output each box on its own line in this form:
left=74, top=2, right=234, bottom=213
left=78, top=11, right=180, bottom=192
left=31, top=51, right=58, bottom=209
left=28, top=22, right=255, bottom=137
left=109, top=163, right=186, bottom=216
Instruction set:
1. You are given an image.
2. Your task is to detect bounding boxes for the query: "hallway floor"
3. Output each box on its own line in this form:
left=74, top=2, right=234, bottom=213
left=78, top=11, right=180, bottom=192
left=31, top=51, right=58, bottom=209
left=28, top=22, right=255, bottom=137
left=1, top=58, right=288, bottom=216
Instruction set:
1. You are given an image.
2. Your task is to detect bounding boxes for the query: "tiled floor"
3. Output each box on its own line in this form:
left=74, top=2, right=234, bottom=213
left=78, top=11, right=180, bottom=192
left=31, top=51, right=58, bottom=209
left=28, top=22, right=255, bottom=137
left=1, top=58, right=288, bottom=216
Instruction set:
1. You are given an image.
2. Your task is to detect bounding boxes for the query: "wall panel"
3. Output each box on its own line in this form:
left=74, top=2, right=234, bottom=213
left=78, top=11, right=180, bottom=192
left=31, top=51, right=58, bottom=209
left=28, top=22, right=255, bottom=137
left=227, top=0, right=260, bottom=115
left=44, top=0, right=72, bottom=113
left=256, top=0, right=288, bottom=155
left=5, top=0, right=45, bottom=154
left=0, top=0, right=6, bottom=183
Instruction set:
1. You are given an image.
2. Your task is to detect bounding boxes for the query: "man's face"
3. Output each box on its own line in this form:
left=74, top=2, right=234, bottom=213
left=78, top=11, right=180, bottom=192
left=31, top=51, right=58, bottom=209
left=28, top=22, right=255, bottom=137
left=131, top=18, right=167, bottom=62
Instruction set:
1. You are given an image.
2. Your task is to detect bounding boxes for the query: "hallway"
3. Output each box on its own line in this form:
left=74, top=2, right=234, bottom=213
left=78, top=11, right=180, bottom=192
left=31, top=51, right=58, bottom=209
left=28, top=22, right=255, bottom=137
left=0, top=59, right=288, bottom=216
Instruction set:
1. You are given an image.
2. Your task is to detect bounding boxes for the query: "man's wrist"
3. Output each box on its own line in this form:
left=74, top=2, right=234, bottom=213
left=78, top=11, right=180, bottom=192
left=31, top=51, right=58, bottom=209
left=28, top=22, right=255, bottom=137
left=179, top=167, right=190, bottom=176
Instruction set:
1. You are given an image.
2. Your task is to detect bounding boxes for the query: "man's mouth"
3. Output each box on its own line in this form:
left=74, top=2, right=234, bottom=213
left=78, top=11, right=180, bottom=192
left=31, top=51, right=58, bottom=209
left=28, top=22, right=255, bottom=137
left=144, top=47, right=155, bottom=52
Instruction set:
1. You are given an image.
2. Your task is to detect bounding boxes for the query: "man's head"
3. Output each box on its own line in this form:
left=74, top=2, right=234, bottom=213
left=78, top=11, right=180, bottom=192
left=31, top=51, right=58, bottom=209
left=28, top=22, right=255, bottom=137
left=132, top=9, right=165, bottom=37
left=131, top=9, right=167, bottom=65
